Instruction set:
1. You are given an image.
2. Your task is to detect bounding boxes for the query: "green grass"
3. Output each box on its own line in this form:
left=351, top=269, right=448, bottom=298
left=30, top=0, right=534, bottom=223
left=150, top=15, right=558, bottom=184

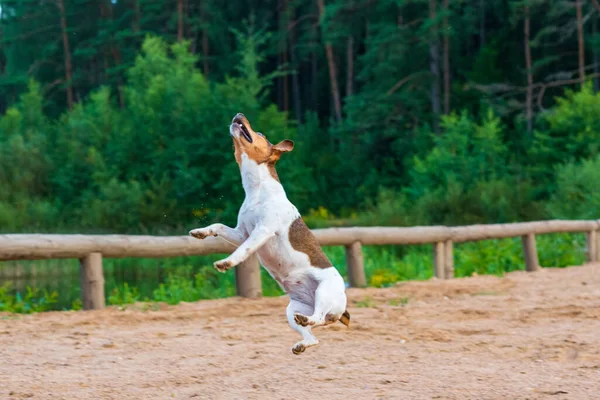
left=354, top=296, right=376, bottom=308
left=0, top=282, right=58, bottom=313
left=0, top=233, right=586, bottom=313
left=388, top=297, right=410, bottom=306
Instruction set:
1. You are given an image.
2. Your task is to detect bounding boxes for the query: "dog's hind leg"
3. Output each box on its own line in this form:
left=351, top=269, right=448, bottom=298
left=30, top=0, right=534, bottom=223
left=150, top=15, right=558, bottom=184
left=294, top=270, right=347, bottom=328
left=286, top=300, right=318, bottom=355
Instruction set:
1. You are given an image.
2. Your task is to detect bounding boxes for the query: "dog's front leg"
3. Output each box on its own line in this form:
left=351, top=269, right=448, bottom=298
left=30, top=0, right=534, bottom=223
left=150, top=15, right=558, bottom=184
left=213, top=226, right=275, bottom=272
left=189, top=224, right=247, bottom=246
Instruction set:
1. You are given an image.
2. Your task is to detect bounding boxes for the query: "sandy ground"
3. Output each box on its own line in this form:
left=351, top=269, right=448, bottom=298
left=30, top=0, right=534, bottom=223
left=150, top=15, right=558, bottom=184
left=1, top=264, right=599, bottom=400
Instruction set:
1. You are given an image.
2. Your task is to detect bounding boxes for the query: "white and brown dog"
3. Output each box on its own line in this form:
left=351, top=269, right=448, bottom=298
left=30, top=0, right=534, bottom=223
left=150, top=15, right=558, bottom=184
left=189, top=113, right=349, bottom=355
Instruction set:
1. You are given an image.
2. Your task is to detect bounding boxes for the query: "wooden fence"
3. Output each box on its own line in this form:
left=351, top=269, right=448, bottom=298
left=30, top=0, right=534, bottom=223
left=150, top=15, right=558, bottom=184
left=0, top=219, right=599, bottom=310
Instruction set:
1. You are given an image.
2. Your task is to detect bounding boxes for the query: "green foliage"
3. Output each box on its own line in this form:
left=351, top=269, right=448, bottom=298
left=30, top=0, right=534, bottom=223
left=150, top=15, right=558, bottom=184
left=409, top=111, right=520, bottom=224
left=0, top=282, right=58, bottom=314
left=1, top=26, right=598, bottom=234
left=108, top=283, right=141, bottom=306
left=0, top=80, right=54, bottom=231
left=547, top=155, right=600, bottom=220
left=0, top=2, right=599, bottom=313
left=354, top=297, right=375, bottom=308
left=152, top=266, right=233, bottom=304
left=0, top=231, right=586, bottom=313
left=349, top=111, right=545, bottom=227
left=537, top=233, right=586, bottom=268
left=71, top=298, right=83, bottom=311
left=453, top=233, right=585, bottom=277
left=0, top=35, right=299, bottom=233
left=388, top=297, right=410, bottom=307
left=533, top=84, right=600, bottom=190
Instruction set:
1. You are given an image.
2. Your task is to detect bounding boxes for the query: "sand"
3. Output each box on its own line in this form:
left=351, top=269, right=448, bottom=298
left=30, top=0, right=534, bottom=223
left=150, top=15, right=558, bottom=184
left=1, top=263, right=599, bottom=400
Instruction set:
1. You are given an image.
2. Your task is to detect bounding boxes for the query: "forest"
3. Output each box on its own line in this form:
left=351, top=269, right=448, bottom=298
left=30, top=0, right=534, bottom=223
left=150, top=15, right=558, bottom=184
left=0, top=0, right=599, bottom=235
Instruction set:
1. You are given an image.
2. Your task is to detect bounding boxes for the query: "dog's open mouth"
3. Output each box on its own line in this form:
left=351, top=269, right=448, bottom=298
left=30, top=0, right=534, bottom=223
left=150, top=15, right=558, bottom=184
left=238, top=123, right=253, bottom=143
left=232, top=114, right=253, bottom=143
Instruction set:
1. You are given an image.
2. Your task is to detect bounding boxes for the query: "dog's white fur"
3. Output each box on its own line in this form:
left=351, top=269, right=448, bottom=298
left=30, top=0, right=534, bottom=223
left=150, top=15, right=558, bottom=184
left=190, top=114, right=347, bottom=355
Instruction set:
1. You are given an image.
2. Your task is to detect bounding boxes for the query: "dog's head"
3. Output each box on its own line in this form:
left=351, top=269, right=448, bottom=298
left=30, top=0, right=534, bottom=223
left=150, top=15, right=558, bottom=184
left=229, top=113, right=294, bottom=171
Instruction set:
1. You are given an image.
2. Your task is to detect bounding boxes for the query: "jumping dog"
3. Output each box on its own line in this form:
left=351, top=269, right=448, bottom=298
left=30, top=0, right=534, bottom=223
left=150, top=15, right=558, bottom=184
left=189, top=113, right=350, bottom=355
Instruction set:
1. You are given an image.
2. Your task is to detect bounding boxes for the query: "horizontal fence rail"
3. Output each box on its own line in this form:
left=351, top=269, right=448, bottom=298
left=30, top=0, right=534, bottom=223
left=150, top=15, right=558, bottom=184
left=0, top=235, right=235, bottom=260
left=1, top=219, right=599, bottom=310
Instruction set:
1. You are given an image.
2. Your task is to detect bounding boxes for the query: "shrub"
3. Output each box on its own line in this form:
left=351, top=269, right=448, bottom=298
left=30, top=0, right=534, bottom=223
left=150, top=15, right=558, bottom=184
left=0, top=283, right=58, bottom=313
left=547, top=155, right=600, bottom=219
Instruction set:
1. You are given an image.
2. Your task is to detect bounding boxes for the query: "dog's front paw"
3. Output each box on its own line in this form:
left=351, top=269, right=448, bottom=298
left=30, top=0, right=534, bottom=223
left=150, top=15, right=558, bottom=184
left=213, top=259, right=233, bottom=273
left=189, top=228, right=215, bottom=240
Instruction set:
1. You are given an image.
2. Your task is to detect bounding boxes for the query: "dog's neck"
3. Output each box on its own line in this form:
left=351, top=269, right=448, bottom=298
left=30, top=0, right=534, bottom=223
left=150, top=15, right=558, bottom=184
left=240, top=154, right=284, bottom=198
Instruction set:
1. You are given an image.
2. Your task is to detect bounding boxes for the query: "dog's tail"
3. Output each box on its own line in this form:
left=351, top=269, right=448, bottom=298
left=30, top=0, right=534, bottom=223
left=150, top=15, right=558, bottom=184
left=339, top=310, right=351, bottom=327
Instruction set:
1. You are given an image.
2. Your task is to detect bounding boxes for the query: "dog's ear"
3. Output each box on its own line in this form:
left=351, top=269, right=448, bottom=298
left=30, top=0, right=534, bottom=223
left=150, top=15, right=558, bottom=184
left=273, top=140, right=294, bottom=153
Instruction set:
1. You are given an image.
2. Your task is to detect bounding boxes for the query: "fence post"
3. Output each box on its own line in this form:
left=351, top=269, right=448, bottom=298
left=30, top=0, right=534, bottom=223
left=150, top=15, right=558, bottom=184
left=235, top=254, right=262, bottom=298
left=585, top=230, right=597, bottom=263
left=345, top=241, right=367, bottom=287
left=433, top=241, right=445, bottom=279
left=596, top=229, right=600, bottom=263
left=444, top=240, right=454, bottom=279
left=79, top=252, right=105, bottom=310
left=521, top=233, right=540, bottom=272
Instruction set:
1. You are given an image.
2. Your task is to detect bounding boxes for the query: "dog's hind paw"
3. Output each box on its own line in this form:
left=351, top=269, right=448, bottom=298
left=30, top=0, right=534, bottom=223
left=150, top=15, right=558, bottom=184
left=294, top=313, right=313, bottom=327
left=291, top=339, right=318, bottom=355
left=292, top=343, right=306, bottom=355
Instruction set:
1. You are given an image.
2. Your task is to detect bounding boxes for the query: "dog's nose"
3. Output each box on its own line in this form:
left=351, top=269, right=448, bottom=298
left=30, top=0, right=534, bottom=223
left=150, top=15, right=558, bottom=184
left=232, top=113, right=245, bottom=125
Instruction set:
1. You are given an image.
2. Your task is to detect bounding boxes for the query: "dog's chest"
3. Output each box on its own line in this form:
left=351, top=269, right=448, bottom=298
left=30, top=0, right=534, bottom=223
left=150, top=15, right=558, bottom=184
left=239, top=191, right=309, bottom=280
left=239, top=191, right=296, bottom=229
left=238, top=175, right=299, bottom=233
left=237, top=157, right=312, bottom=294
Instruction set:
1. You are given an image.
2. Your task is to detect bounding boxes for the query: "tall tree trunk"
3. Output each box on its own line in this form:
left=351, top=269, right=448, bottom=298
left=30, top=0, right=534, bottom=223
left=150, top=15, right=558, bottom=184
left=443, top=0, right=450, bottom=114
left=277, top=0, right=283, bottom=108
left=594, top=15, right=599, bottom=93
left=282, top=0, right=289, bottom=112
left=134, top=0, right=141, bottom=33
left=429, top=0, right=441, bottom=132
left=277, top=52, right=283, bottom=108
left=200, top=4, right=209, bottom=76
left=346, top=0, right=354, bottom=98
left=480, top=0, right=485, bottom=48
left=317, top=0, right=342, bottom=123
left=398, top=4, right=403, bottom=26
left=0, top=8, right=3, bottom=114
left=177, top=0, right=184, bottom=42
left=188, top=7, right=197, bottom=53
left=324, top=45, right=342, bottom=121
left=283, top=54, right=289, bottom=111
left=524, top=5, right=533, bottom=134
left=310, top=16, right=319, bottom=111
left=184, top=0, right=190, bottom=39
left=311, top=44, right=318, bottom=110
left=57, top=0, right=73, bottom=110
left=346, top=35, right=354, bottom=97
left=202, top=31, right=209, bottom=75
left=575, top=0, right=585, bottom=86
left=289, top=11, right=302, bottom=123
left=111, top=46, right=125, bottom=109
left=103, top=1, right=125, bottom=108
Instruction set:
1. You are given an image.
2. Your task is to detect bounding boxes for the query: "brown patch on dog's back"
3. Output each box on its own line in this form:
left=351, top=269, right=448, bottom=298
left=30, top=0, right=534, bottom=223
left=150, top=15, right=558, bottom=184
left=288, top=218, right=332, bottom=269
